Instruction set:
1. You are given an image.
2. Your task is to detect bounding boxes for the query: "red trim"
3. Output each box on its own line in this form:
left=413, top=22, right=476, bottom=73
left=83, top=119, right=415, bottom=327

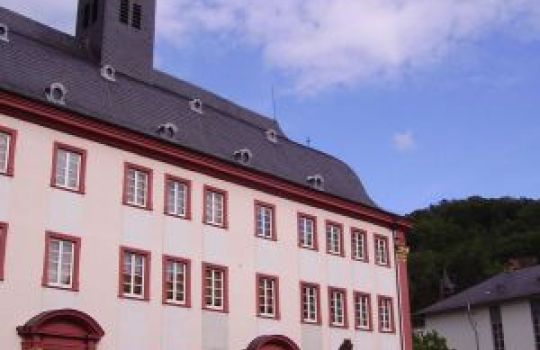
left=162, top=255, right=191, bottom=308
left=0, top=124, right=17, bottom=177
left=374, top=234, right=391, bottom=268
left=377, top=294, right=396, bottom=334
left=325, top=220, right=345, bottom=257
left=353, top=291, right=373, bottom=331
left=254, top=200, right=277, bottom=241
left=202, top=262, right=229, bottom=313
left=255, top=273, right=280, bottom=319
left=0, top=91, right=410, bottom=232
left=118, top=246, right=151, bottom=301
left=0, top=222, right=7, bottom=281
left=299, top=281, right=322, bottom=325
left=297, top=212, right=318, bottom=251
left=328, top=286, right=349, bottom=328
left=122, top=162, right=153, bottom=211
left=396, top=229, right=413, bottom=350
left=50, top=141, right=87, bottom=194
left=164, top=174, right=192, bottom=220
left=42, top=231, right=81, bottom=292
left=351, top=228, right=369, bottom=263
left=246, top=335, right=301, bottom=350
left=202, top=185, right=228, bottom=229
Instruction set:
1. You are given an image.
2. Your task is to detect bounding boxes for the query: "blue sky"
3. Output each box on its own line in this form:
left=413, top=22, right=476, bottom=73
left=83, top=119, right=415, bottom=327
left=4, top=0, right=540, bottom=214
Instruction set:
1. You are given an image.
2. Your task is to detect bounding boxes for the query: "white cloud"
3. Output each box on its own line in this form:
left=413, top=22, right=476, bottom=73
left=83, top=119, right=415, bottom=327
left=393, top=131, right=416, bottom=153
left=3, top=0, right=540, bottom=93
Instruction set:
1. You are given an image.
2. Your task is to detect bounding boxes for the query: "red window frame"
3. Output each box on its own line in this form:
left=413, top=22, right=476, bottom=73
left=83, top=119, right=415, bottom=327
left=328, top=286, right=348, bottom=328
left=50, top=141, right=87, bottom=194
left=118, top=246, right=151, bottom=301
left=202, top=262, right=229, bottom=313
left=164, top=174, right=192, bottom=220
left=0, top=124, right=17, bottom=177
left=353, top=291, right=373, bottom=331
left=374, top=234, right=391, bottom=267
left=0, top=222, right=7, bottom=281
left=300, top=281, right=322, bottom=325
left=351, top=228, right=369, bottom=262
left=254, top=200, right=277, bottom=240
left=256, top=273, right=280, bottom=319
left=122, top=162, right=153, bottom=210
left=377, top=295, right=396, bottom=333
left=203, top=185, right=228, bottom=229
left=325, top=220, right=345, bottom=257
left=297, top=212, right=318, bottom=251
left=162, top=255, right=191, bottom=307
left=42, top=231, right=81, bottom=292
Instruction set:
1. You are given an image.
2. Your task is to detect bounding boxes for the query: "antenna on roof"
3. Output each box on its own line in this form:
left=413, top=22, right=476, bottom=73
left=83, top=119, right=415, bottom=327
left=306, top=137, right=311, bottom=147
left=271, top=85, right=277, bottom=121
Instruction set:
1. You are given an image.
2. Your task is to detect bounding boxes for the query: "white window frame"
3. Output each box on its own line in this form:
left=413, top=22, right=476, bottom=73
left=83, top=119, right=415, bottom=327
left=54, top=147, right=82, bottom=191
left=378, top=296, right=394, bottom=332
left=375, top=236, right=389, bottom=266
left=299, top=215, right=315, bottom=249
left=302, top=284, right=319, bottom=323
left=352, top=230, right=367, bottom=261
left=122, top=251, right=146, bottom=299
left=256, top=203, right=274, bottom=239
left=327, top=223, right=342, bottom=255
left=0, top=132, right=11, bottom=174
left=47, top=238, right=75, bottom=289
left=126, top=167, right=149, bottom=207
left=258, top=276, right=277, bottom=317
left=205, top=189, right=225, bottom=226
left=165, top=259, right=188, bottom=305
left=204, top=266, right=225, bottom=310
left=166, top=178, right=188, bottom=217
left=330, top=289, right=346, bottom=327
left=355, top=293, right=371, bottom=330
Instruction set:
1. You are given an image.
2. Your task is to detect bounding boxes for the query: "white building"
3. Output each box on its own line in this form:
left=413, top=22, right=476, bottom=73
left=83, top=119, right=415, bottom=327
left=0, top=1, right=413, bottom=349
left=420, top=265, right=540, bottom=350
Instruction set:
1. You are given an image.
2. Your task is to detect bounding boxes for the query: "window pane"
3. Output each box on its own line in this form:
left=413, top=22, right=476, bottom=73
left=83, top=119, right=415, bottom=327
left=0, top=132, right=9, bottom=173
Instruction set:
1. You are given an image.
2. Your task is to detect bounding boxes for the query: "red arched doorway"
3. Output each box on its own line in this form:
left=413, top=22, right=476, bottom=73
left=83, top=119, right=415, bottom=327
left=247, top=335, right=301, bottom=350
left=17, top=309, right=105, bottom=350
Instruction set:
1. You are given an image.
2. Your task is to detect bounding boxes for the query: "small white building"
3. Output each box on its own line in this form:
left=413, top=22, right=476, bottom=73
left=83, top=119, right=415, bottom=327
left=420, top=265, right=540, bottom=350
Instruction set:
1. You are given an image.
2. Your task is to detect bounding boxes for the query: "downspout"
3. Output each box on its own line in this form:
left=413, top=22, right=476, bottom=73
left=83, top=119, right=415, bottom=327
left=393, top=226, right=405, bottom=350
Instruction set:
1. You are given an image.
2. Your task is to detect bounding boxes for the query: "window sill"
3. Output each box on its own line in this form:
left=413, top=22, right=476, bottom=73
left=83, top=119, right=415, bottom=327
left=43, top=284, right=79, bottom=292
left=202, top=306, right=229, bottom=314
left=51, top=183, right=85, bottom=195
left=119, top=294, right=149, bottom=302
left=122, top=201, right=153, bottom=211
left=163, top=300, right=191, bottom=308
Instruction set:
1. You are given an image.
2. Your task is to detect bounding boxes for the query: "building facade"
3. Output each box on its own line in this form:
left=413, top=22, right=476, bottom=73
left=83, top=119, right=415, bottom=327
left=0, top=1, right=412, bottom=349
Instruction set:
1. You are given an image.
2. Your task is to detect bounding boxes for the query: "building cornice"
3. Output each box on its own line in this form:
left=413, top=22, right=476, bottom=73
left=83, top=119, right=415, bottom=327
left=0, top=90, right=411, bottom=231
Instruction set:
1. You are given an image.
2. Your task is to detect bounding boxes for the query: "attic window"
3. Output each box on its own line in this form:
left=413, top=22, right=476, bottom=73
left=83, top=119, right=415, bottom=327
left=132, top=4, right=142, bottom=29
left=157, top=122, right=178, bottom=138
left=307, top=174, right=325, bottom=191
left=45, top=83, right=67, bottom=105
left=0, top=23, right=9, bottom=43
left=189, top=98, right=203, bottom=114
left=119, top=0, right=142, bottom=30
left=119, top=0, right=129, bottom=24
left=101, top=64, right=116, bottom=81
left=233, top=149, right=252, bottom=165
left=265, top=129, right=278, bottom=143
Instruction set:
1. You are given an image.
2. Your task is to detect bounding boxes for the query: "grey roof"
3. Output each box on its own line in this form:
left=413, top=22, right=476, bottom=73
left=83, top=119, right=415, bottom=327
left=420, top=265, right=540, bottom=315
left=0, top=5, right=378, bottom=207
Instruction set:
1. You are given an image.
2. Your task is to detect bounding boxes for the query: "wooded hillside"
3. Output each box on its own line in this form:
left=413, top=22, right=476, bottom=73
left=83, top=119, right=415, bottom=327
left=407, top=197, right=540, bottom=312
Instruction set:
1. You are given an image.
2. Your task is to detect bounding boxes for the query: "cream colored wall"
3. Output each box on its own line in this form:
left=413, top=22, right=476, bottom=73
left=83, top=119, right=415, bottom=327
left=0, top=113, right=401, bottom=350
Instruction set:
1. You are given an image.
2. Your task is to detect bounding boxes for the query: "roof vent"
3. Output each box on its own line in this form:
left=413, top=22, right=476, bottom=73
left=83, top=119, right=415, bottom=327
left=233, top=148, right=252, bottom=165
left=307, top=174, right=325, bottom=191
left=157, top=122, right=178, bottom=138
left=100, top=64, right=116, bottom=81
left=189, top=98, right=203, bottom=114
left=0, top=23, right=9, bottom=43
left=265, top=129, right=278, bottom=143
left=44, top=83, right=67, bottom=105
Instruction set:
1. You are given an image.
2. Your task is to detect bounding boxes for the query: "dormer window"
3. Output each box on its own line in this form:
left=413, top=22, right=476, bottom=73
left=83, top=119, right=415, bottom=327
left=157, top=122, right=178, bottom=138
left=0, top=23, right=9, bottom=42
left=45, top=83, right=67, bottom=105
left=189, top=98, right=203, bottom=114
left=233, top=148, right=252, bottom=165
left=307, top=174, right=325, bottom=191
left=119, top=0, right=142, bottom=30
left=265, top=129, right=278, bottom=143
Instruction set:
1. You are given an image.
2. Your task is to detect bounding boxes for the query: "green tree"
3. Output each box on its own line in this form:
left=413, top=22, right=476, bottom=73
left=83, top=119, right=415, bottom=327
left=413, top=331, right=453, bottom=350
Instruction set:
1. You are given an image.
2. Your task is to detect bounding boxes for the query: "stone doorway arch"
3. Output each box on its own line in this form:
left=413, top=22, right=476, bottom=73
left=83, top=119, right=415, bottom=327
left=17, top=308, right=105, bottom=350
left=247, top=335, right=301, bottom=350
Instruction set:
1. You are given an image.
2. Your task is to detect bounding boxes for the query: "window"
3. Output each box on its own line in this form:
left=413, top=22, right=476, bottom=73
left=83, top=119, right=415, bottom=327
left=300, top=282, right=321, bottom=324
left=354, top=292, right=372, bottom=330
left=204, top=186, right=227, bottom=228
left=119, top=247, right=150, bottom=300
left=490, top=305, right=506, bottom=350
left=164, top=175, right=191, bottom=219
left=123, top=163, right=152, bottom=209
left=326, top=221, right=344, bottom=256
left=203, top=263, right=228, bottom=312
left=374, top=234, right=390, bottom=267
left=257, top=274, right=279, bottom=319
left=298, top=213, right=317, bottom=250
left=329, top=287, right=348, bottom=328
left=42, top=232, right=81, bottom=291
left=378, top=296, right=395, bottom=333
left=119, top=0, right=142, bottom=29
left=0, top=223, right=7, bottom=281
left=51, top=142, right=86, bottom=193
left=531, top=299, right=540, bottom=350
left=255, top=201, right=276, bottom=240
left=163, top=256, right=190, bottom=307
left=0, top=125, right=16, bottom=176
left=351, top=229, right=368, bottom=262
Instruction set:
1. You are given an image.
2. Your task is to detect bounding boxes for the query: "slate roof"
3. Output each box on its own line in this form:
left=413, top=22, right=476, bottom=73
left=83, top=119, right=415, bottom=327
left=0, top=6, right=378, bottom=207
left=420, top=265, right=540, bottom=315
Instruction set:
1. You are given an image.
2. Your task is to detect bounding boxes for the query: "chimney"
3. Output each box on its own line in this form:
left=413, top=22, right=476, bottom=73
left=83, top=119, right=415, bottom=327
left=75, top=0, right=156, bottom=76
